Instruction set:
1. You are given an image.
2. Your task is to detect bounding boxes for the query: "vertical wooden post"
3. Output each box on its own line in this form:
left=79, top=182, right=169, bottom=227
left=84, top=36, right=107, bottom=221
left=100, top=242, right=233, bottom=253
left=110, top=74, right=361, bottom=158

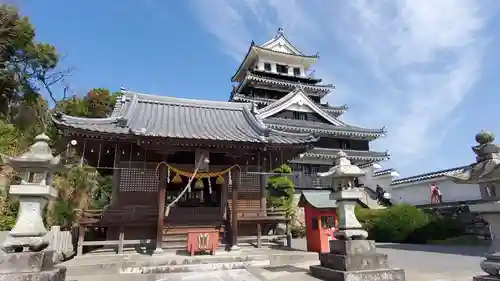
left=111, top=143, right=121, bottom=206
left=77, top=225, right=84, bottom=256
left=118, top=226, right=125, bottom=254
left=286, top=220, right=292, bottom=247
left=221, top=185, right=228, bottom=221
left=256, top=223, right=262, bottom=248
left=154, top=162, right=167, bottom=253
left=231, top=169, right=239, bottom=249
left=259, top=150, right=267, bottom=211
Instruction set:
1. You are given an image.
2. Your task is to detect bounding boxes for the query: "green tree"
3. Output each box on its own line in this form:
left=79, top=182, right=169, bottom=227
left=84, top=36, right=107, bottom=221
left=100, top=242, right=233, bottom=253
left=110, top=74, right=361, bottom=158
left=56, top=88, right=120, bottom=118
left=266, top=164, right=294, bottom=215
left=0, top=4, right=118, bottom=230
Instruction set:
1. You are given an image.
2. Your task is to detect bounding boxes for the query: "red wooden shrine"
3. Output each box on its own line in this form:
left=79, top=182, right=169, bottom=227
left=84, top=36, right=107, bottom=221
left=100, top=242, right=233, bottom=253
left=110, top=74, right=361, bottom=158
left=298, top=190, right=338, bottom=253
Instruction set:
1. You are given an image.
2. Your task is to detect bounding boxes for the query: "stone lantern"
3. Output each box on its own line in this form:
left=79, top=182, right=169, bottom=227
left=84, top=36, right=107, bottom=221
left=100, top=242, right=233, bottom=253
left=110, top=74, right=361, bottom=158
left=317, top=151, right=368, bottom=240
left=0, top=133, right=66, bottom=281
left=309, top=151, right=406, bottom=281
left=0, top=133, right=63, bottom=253
left=448, top=131, right=500, bottom=281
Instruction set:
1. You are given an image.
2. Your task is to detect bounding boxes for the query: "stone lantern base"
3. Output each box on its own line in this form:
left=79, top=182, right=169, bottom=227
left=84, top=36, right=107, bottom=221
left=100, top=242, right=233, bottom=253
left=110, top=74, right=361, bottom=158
left=310, top=240, right=406, bottom=281
left=0, top=250, right=66, bottom=281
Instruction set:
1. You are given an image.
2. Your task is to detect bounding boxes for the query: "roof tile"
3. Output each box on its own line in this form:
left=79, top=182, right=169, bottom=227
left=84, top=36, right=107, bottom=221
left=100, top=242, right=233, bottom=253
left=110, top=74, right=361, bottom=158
left=53, top=91, right=317, bottom=145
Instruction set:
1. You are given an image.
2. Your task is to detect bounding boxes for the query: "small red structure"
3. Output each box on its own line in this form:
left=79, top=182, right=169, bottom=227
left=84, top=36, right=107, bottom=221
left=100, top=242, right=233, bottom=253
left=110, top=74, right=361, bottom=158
left=299, top=190, right=338, bottom=253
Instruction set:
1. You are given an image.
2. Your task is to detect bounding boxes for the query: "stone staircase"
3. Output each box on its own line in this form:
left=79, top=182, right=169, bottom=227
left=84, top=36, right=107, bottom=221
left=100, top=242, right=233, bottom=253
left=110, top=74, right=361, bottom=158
left=61, top=249, right=319, bottom=277
left=358, top=186, right=387, bottom=209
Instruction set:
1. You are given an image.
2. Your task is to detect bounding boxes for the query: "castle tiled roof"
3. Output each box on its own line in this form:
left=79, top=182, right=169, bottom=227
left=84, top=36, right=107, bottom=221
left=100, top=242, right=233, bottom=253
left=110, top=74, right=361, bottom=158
left=391, top=166, right=470, bottom=186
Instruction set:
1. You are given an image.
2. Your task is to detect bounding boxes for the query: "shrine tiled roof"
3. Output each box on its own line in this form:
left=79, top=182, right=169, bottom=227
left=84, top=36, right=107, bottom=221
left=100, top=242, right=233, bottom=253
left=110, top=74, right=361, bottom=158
left=299, top=190, right=337, bottom=209
left=391, top=166, right=470, bottom=186
left=53, top=90, right=318, bottom=145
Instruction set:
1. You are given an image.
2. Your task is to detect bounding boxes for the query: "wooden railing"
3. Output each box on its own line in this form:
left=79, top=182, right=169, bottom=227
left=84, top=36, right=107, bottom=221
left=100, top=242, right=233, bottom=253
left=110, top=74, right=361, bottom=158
left=75, top=205, right=158, bottom=226
left=74, top=205, right=158, bottom=256
left=236, top=207, right=288, bottom=220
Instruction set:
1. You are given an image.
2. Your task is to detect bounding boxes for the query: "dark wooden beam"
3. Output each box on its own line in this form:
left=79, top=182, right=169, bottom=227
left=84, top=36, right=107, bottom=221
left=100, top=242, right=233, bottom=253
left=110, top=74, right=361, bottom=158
left=155, top=161, right=167, bottom=252
left=231, top=169, right=239, bottom=248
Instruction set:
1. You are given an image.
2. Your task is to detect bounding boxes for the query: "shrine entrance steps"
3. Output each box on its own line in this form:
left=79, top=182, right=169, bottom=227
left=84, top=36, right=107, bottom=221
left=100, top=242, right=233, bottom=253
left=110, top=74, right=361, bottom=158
left=60, top=248, right=318, bottom=278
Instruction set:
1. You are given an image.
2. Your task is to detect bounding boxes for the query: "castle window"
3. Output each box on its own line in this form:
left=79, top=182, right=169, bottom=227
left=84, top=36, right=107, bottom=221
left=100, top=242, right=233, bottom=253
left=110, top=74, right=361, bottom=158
left=276, top=64, right=288, bottom=74
left=293, top=111, right=308, bottom=120
left=293, top=67, right=301, bottom=76
left=264, top=63, right=272, bottom=71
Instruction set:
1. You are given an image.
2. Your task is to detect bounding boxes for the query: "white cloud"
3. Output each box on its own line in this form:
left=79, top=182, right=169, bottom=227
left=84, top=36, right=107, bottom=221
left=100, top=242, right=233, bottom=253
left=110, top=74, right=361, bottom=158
left=190, top=0, right=489, bottom=171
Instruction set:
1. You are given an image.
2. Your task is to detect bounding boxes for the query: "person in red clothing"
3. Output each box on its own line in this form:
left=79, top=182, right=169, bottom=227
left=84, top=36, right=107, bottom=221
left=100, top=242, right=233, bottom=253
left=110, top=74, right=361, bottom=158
left=429, top=183, right=442, bottom=203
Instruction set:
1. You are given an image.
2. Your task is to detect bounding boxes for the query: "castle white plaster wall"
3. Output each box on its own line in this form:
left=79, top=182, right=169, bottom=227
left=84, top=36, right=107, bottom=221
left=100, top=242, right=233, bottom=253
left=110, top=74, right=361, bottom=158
left=388, top=177, right=481, bottom=206
left=358, top=165, right=396, bottom=193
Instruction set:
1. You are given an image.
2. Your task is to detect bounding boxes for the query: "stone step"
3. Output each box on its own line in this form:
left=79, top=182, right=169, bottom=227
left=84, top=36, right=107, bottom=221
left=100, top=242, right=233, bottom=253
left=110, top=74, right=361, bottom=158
left=120, top=260, right=270, bottom=274
left=62, top=250, right=318, bottom=277
left=319, top=253, right=389, bottom=271
left=310, top=265, right=406, bottom=281
left=163, top=234, right=187, bottom=242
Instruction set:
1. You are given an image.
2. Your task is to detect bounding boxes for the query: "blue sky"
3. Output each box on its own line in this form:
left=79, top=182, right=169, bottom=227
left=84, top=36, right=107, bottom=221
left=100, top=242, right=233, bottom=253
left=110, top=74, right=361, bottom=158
left=18, top=0, right=500, bottom=177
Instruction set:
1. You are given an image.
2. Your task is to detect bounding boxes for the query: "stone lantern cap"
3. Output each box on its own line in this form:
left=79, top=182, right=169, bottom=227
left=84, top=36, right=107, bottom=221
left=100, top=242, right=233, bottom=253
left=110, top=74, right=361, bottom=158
left=318, top=151, right=366, bottom=179
left=448, top=130, right=500, bottom=184
left=0, top=133, right=63, bottom=172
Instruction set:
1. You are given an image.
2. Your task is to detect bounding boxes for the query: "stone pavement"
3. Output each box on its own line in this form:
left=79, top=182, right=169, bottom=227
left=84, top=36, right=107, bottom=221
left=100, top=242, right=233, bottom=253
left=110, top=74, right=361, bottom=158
left=66, top=239, right=488, bottom=281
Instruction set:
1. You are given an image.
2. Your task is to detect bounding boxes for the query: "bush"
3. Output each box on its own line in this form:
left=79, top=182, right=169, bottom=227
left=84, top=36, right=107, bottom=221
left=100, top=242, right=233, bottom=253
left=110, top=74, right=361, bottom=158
left=405, top=216, right=465, bottom=244
left=291, top=225, right=306, bottom=238
left=355, top=204, right=467, bottom=244
left=369, top=204, right=429, bottom=242
left=355, top=204, right=383, bottom=237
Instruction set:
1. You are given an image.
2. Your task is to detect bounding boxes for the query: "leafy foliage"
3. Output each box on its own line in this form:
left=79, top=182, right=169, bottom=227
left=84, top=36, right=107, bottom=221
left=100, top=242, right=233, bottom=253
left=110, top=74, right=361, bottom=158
left=266, top=164, right=294, bottom=216
left=369, top=204, right=429, bottom=242
left=0, top=4, right=117, bottom=230
left=356, top=204, right=466, bottom=243
left=56, top=88, right=120, bottom=118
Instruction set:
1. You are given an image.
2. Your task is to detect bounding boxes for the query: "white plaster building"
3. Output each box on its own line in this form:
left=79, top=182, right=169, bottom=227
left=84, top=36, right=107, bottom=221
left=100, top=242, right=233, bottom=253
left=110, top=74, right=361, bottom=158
left=388, top=166, right=482, bottom=206
left=359, top=163, right=400, bottom=193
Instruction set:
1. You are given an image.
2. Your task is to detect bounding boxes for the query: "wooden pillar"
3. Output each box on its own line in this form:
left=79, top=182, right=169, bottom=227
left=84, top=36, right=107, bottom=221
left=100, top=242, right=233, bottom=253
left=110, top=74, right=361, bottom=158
left=111, top=143, right=121, bottom=206
left=118, top=226, right=125, bottom=254
left=221, top=177, right=228, bottom=219
left=257, top=223, right=262, bottom=248
left=77, top=225, right=84, bottom=256
left=259, top=150, right=267, bottom=210
left=154, top=162, right=167, bottom=253
left=231, top=169, right=239, bottom=249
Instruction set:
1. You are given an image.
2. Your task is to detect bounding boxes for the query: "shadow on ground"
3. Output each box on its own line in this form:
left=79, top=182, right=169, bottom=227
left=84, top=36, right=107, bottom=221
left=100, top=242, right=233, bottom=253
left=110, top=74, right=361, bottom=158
left=262, top=265, right=309, bottom=273
left=377, top=243, right=488, bottom=257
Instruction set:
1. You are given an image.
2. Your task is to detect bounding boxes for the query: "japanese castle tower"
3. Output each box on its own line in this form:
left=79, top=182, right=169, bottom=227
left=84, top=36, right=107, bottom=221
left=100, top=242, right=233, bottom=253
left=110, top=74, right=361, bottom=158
left=229, top=28, right=389, bottom=174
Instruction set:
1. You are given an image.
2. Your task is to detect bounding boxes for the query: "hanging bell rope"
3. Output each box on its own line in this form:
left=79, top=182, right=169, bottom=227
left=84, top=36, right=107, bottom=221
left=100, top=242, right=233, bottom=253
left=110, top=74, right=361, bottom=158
left=166, top=163, right=238, bottom=179
left=154, top=160, right=241, bottom=217
left=156, top=156, right=205, bottom=217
